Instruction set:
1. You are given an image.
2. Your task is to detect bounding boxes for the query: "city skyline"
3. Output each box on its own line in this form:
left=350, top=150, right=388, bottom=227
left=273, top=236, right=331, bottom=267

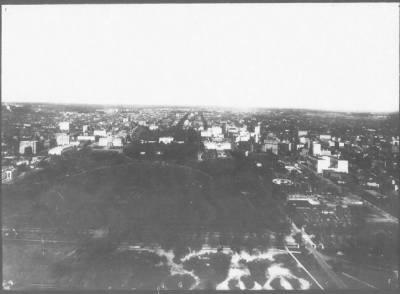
left=2, top=4, right=399, bottom=112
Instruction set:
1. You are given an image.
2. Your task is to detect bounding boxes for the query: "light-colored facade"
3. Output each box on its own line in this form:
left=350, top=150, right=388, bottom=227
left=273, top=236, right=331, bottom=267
left=48, top=145, right=75, bottom=156
left=112, top=137, right=124, bottom=147
left=312, top=142, right=322, bottom=156
left=308, top=155, right=348, bottom=174
left=263, top=137, right=279, bottom=155
left=94, top=129, right=107, bottom=137
left=298, top=130, right=308, bottom=137
left=98, top=137, right=112, bottom=147
left=56, top=133, right=70, bottom=146
left=19, top=141, right=37, bottom=154
left=319, top=134, right=332, bottom=141
left=59, top=122, right=70, bottom=131
left=203, top=141, right=231, bottom=151
left=2, top=166, right=16, bottom=183
left=159, top=137, right=174, bottom=144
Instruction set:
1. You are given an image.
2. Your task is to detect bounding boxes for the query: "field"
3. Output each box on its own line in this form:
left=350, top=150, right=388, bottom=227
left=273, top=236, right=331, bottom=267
left=2, top=150, right=299, bottom=290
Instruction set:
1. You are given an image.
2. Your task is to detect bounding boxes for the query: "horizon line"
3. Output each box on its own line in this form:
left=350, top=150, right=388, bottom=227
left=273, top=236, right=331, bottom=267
left=2, top=100, right=398, bottom=114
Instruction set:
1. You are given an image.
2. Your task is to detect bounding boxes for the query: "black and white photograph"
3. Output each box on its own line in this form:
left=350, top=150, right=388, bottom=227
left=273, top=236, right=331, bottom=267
left=1, top=2, right=399, bottom=291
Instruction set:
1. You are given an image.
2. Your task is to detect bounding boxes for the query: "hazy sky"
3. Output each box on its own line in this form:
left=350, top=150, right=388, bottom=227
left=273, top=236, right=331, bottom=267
left=2, top=4, right=399, bottom=112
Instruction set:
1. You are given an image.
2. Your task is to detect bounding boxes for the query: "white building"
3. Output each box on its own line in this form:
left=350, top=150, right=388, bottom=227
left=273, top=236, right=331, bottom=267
left=298, top=130, right=308, bottom=137
left=321, top=150, right=332, bottom=156
left=48, top=145, right=75, bottom=156
left=319, top=134, right=332, bottom=141
left=19, top=141, right=37, bottom=154
left=308, top=155, right=348, bottom=174
left=59, top=121, right=70, bottom=131
left=112, top=137, right=124, bottom=147
left=201, top=130, right=212, bottom=138
left=94, top=129, right=107, bottom=137
left=211, top=126, right=223, bottom=136
left=2, top=166, right=16, bottom=183
left=312, top=142, right=322, bottom=156
left=98, top=137, right=112, bottom=147
left=159, top=137, right=174, bottom=144
left=56, top=133, right=70, bottom=146
left=235, top=133, right=251, bottom=143
left=299, top=137, right=308, bottom=144
left=82, top=125, right=89, bottom=133
left=203, top=141, right=232, bottom=151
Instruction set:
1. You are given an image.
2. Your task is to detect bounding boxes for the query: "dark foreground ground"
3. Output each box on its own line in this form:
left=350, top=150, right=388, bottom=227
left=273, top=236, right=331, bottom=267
left=2, top=150, right=398, bottom=290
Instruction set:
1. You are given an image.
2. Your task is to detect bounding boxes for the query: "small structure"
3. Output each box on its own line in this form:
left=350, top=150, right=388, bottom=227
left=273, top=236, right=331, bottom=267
left=159, top=137, right=174, bottom=144
left=2, top=166, right=16, bottom=183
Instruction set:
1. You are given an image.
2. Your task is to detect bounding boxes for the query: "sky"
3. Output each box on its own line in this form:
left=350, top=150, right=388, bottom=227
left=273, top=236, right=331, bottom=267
left=2, top=4, right=399, bottom=112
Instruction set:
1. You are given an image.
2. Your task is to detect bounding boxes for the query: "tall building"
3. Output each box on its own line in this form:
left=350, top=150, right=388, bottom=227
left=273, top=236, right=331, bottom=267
left=56, top=133, right=70, bottom=146
left=312, top=142, right=322, bottom=156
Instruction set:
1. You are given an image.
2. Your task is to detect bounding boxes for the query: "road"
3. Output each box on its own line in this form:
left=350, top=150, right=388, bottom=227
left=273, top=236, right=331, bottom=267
left=298, top=163, right=398, bottom=224
left=285, top=246, right=324, bottom=290
left=289, top=222, right=347, bottom=289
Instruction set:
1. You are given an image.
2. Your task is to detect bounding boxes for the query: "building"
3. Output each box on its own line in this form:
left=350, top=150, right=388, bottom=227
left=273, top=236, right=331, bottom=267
left=319, top=134, right=332, bottom=141
left=94, top=129, right=107, bottom=137
left=159, top=137, right=174, bottom=144
left=202, top=127, right=223, bottom=138
left=59, top=122, right=70, bottom=131
left=2, top=166, right=16, bottom=183
left=112, top=137, right=124, bottom=147
left=298, top=130, right=308, bottom=137
left=82, top=125, right=89, bottom=133
left=98, top=136, right=113, bottom=147
left=211, top=126, right=223, bottom=136
left=235, top=133, right=251, bottom=142
left=77, top=135, right=96, bottom=142
left=299, top=136, right=310, bottom=145
left=19, top=140, right=37, bottom=154
left=307, top=155, right=348, bottom=174
left=262, top=137, right=280, bottom=155
left=203, top=141, right=232, bottom=151
left=226, top=126, right=240, bottom=135
left=312, top=142, right=322, bottom=156
left=56, top=133, right=70, bottom=146
left=48, top=145, right=75, bottom=156
left=201, top=130, right=212, bottom=138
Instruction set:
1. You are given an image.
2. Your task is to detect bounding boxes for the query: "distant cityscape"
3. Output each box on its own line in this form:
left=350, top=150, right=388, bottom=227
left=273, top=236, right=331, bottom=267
left=2, top=102, right=399, bottom=290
